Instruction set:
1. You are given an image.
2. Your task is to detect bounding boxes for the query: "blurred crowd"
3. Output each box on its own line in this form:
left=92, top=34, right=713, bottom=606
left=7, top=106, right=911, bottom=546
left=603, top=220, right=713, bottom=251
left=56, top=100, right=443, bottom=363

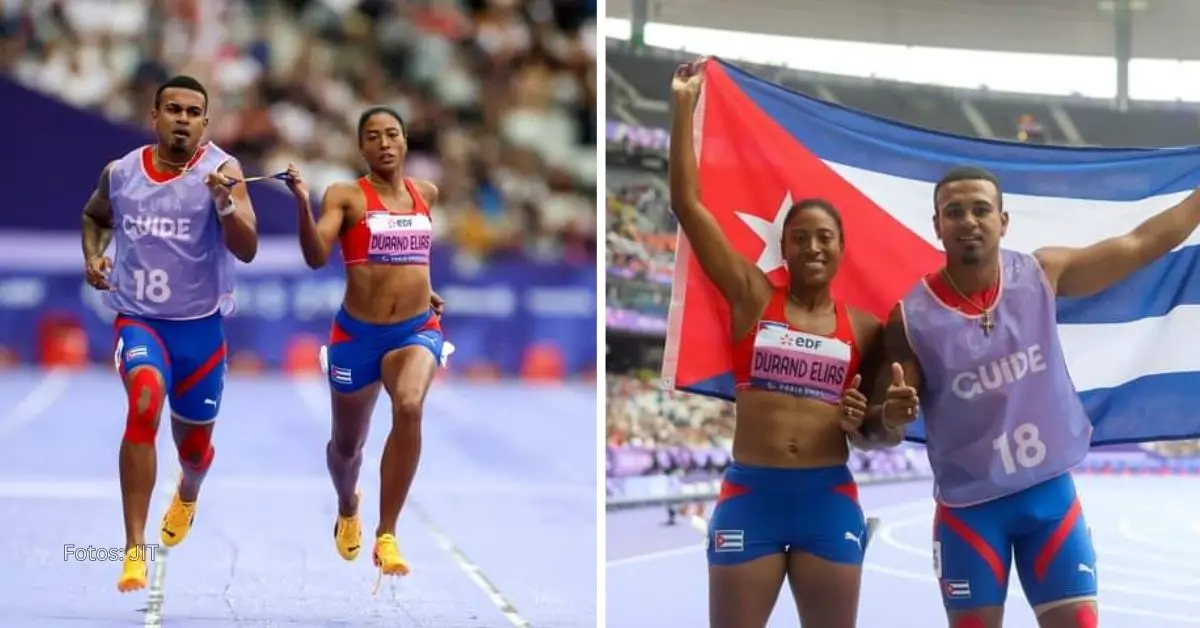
left=606, top=374, right=734, bottom=450
left=1147, top=439, right=1200, bottom=458
left=606, top=181, right=673, bottom=281
left=0, top=0, right=597, bottom=261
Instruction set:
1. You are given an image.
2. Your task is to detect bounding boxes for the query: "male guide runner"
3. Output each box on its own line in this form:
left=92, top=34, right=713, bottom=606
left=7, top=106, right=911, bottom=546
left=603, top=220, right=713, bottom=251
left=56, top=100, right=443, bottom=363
left=859, top=166, right=1200, bottom=628
left=81, top=75, right=258, bottom=593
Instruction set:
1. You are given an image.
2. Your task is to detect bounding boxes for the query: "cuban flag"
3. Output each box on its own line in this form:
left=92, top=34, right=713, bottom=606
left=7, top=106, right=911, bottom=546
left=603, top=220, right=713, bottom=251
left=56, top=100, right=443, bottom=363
left=661, top=58, right=1200, bottom=446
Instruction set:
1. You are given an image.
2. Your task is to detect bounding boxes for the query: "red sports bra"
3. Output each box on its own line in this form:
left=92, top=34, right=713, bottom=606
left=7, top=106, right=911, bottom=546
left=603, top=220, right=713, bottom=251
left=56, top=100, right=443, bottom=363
left=732, top=289, right=861, bottom=404
left=340, top=177, right=433, bottom=266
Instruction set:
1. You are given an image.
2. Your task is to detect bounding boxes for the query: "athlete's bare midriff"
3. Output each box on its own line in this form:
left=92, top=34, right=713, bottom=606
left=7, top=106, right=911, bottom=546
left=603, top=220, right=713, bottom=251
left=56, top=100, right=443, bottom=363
left=341, top=264, right=431, bottom=324
left=731, top=391, right=850, bottom=468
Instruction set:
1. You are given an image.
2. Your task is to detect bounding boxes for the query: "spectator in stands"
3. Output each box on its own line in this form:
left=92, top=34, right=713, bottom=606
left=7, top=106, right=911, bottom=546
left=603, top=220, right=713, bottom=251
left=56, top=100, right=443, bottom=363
left=1017, top=113, right=1047, bottom=144
left=605, top=184, right=676, bottom=282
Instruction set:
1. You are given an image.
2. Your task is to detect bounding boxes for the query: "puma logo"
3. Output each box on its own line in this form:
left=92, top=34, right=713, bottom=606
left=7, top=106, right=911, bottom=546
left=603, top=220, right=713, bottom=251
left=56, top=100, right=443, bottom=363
left=844, top=531, right=863, bottom=550
left=1078, top=563, right=1096, bottom=577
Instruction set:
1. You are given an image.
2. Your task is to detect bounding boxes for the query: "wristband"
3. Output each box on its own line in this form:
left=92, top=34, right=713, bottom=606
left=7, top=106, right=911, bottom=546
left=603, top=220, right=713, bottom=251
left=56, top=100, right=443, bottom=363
left=216, top=197, right=236, bottom=217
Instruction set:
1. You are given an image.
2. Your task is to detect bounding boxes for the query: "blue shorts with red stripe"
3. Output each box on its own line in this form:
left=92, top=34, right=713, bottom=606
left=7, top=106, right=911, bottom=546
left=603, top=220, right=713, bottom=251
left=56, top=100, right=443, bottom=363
left=706, top=463, right=867, bottom=566
left=112, top=312, right=227, bottom=423
left=933, top=472, right=1096, bottom=611
left=326, top=307, right=444, bottom=394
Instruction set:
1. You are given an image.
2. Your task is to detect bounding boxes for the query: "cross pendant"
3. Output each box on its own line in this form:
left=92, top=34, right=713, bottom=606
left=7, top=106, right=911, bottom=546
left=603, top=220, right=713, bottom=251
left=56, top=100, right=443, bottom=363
left=980, top=312, right=994, bottom=336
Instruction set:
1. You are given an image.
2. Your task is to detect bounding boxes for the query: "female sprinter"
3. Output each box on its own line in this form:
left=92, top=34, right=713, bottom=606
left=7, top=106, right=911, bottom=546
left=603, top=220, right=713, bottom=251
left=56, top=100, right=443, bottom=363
left=284, top=106, right=446, bottom=579
left=669, top=61, right=886, bottom=628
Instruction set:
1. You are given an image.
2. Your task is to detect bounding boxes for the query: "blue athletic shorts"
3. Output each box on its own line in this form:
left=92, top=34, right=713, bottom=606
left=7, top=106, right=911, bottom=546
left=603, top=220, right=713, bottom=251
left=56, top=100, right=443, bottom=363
left=113, top=312, right=227, bottom=423
left=706, top=463, right=867, bottom=566
left=325, top=307, right=444, bottom=394
left=933, top=472, right=1096, bottom=611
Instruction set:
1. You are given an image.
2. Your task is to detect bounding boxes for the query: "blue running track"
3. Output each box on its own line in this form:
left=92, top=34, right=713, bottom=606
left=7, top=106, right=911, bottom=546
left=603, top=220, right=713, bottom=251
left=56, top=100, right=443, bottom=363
left=0, top=368, right=596, bottom=627
left=608, top=476, right=1200, bottom=626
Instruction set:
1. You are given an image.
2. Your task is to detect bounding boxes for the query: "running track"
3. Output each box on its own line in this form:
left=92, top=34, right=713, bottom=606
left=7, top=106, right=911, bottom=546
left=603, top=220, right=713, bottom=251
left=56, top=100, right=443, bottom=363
left=608, top=475, right=1200, bottom=626
left=0, top=368, right=596, bottom=627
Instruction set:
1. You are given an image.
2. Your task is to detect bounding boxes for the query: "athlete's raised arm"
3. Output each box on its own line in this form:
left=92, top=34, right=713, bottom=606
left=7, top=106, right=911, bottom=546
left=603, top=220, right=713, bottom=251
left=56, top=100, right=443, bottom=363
left=294, top=168, right=348, bottom=269
left=82, top=161, right=116, bottom=290
left=668, top=61, right=771, bottom=313
left=207, top=159, right=258, bottom=263
left=1035, top=186, right=1200, bottom=297
left=862, top=303, right=922, bottom=447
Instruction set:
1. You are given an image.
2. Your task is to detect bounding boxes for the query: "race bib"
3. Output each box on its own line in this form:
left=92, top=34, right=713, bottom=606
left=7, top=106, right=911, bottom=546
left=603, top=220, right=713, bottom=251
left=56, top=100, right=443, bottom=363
left=748, top=322, right=851, bottom=403
left=365, top=213, right=433, bottom=265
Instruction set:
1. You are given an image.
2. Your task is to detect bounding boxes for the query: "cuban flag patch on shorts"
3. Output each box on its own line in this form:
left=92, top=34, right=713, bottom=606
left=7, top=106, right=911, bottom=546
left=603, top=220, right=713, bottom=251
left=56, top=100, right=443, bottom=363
left=713, top=529, right=744, bottom=552
left=944, top=579, right=971, bottom=599
left=329, top=365, right=353, bottom=385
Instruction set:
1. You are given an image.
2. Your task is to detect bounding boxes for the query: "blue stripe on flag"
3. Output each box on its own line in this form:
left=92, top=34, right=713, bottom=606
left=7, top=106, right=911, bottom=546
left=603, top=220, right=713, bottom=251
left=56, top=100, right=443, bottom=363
left=722, top=60, right=1200, bottom=199
left=1057, top=244, right=1200, bottom=324
left=1078, top=372, right=1200, bottom=445
left=679, top=373, right=736, bottom=403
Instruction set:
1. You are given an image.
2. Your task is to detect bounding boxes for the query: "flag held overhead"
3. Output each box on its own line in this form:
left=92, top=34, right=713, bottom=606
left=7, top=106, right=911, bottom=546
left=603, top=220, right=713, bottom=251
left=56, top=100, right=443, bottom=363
left=662, top=57, right=1200, bottom=446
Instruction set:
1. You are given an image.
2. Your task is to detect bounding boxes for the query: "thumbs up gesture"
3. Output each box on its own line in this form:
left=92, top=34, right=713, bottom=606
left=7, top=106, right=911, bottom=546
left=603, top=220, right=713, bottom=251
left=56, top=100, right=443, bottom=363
left=838, top=373, right=868, bottom=434
left=882, top=362, right=919, bottom=427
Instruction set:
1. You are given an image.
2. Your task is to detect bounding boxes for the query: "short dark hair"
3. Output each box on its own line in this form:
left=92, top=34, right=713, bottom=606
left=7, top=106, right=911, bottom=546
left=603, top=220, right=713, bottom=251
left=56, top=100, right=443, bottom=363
left=357, top=106, right=407, bottom=142
left=783, top=198, right=844, bottom=244
left=934, top=166, right=1002, bottom=208
left=154, top=75, right=208, bottom=112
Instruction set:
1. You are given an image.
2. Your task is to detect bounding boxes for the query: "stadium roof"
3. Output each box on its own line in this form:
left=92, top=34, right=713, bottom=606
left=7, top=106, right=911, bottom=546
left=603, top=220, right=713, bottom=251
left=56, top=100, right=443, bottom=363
left=608, top=0, right=1200, bottom=59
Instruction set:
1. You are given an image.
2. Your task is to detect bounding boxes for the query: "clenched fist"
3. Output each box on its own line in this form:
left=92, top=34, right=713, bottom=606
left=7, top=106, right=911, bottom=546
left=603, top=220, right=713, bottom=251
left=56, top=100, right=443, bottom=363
left=85, top=255, right=112, bottom=291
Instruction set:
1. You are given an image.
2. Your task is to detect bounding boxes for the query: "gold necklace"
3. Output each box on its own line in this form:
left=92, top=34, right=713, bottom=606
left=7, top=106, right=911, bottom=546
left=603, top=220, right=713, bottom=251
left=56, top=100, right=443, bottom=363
left=152, top=146, right=198, bottom=174
left=942, top=269, right=997, bottom=335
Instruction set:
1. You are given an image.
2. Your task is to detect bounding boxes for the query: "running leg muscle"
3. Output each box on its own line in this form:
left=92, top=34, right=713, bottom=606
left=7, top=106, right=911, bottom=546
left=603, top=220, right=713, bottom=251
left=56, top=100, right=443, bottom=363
left=786, top=552, right=861, bottom=628
left=709, top=557, right=788, bottom=628
left=1036, top=600, right=1098, bottom=628
left=172, top=420, right=214, bottom=502
left=376, top=347, right=436, bottom=536
left=327, top=383, right=380, bottom=516
left=120, top=366, right=165, bottom=548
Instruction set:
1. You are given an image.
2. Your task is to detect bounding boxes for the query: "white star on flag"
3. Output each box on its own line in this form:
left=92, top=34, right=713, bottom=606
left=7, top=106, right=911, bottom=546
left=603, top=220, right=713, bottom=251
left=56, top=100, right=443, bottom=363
left=735, top=192, right=794, bottom=273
